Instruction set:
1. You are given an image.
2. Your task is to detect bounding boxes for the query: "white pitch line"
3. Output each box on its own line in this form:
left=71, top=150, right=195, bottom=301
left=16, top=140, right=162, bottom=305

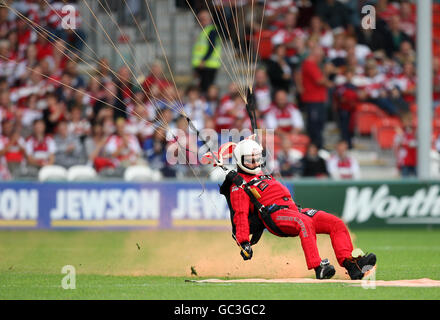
left=186, top=278, right=440, bottom=287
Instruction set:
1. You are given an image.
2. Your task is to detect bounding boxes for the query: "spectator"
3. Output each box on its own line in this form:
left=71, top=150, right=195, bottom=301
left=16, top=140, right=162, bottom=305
left=112, top=66, right=136, bottom=120
left=0, top=120, right=26, bottom=178
left=68, top=105, right=90, bottom=141
left=97, top=57, right=113, bottom=84
left=0, top=124, right=11, bottom=180
left=0, top=90, right=15, bottom=124
left=301, top=45, right=332, bottom=149
left=54, top=120, right=84, bottom=168
left=16, top=44, right=39, bottom=83
left=383, top=15, right=413, bottom=58
left=55, top=72, right=74, bottom=104
left=103, top=117, right=143, bottom=168
left=19, top=94, right=42, bottom=137
left=271, top=11, right=305, bottom=58
left=392, top=61, right=416, bottom=105
left=25, top=118, right=56, bottom=176
left=253, top=68, right=272, bottom=115
left=394, top=112, right=417, bottom=177
left=143, top=126, right=175, bottom=177
left=0, top=6, right=13, bottom=40
left=275, top=135, right=302, bottom=177
left=65, top=60, right=86, bottom=89
left=362, top=58, right=407, bottom=115
left=125, top=97, right=155, bottom=141
left=93, top=81, right=118, bottom=122
left=326, top=140, right=361, bottom=180
left=306, top=16, right=333, bottom=49
left=265, top=44, right=292, bottom=92
left=205, top=84, right=220, bottom=115
left=344, top=36, right=371, bottom=66
left=170, top=115, right=198, bottom=176
left=394, top=40, right=416, bottom=66
left=265, top=0, right=296, bottom=29
left=301, top=143, right=328, bottom=178
left=265, top=89, right=304, bottom=134
left=327, top=30, right=347, bottom=65
left=142, top=60, right=171, bottom=99
left=42, top=92, right=66, bottom=134
left=295, top=0, right=314, bottom=29
left=0, top=40, right=16, bottom=85
left=355, top=23, right=389, bottom=54
left=315, top=0, right=350, bottom=29
left=216, top=90, right=240, bottom=132
left=399, top=2, right=416, bottom=40
left=334, top=68, right=359, bottom=149
left=183, top=85, right=211, bottom=131
left=434, top=57, right=440, bottom=107
left=191, top=10, right=221, bottom=94
left=84, top=121, right=109, bottom=168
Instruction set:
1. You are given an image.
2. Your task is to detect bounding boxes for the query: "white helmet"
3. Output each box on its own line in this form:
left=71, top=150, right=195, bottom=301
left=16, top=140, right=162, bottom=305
left=232, top=139, right=264, bottom=175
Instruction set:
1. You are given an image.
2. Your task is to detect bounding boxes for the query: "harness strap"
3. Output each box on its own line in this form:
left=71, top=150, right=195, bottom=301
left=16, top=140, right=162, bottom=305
left=227, top=170, right=289, bottom=237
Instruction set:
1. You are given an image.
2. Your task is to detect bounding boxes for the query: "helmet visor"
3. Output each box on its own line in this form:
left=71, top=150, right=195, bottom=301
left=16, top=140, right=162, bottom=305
left=242, top=152, right=263, bottom=170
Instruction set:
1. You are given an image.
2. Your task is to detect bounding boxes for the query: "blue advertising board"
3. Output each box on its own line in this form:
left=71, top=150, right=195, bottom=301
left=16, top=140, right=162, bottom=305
left=0, top=181, right=230, bottom=229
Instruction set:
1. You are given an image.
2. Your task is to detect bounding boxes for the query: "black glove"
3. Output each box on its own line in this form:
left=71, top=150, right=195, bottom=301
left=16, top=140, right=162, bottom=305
left=240, top=241, right=253, bottom=261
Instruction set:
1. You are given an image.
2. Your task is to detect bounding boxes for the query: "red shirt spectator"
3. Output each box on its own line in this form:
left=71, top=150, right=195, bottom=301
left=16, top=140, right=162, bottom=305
left=301, top=56, right=327, bottom=103
left=215, top=93, right=246, bottom=131
left=395, top=115, right=417, bottom=170
left=25, top=119, right=56, bottom=168
left=265, top=0, right=297, bottom=28
left=0, top=133, right=26, bottom=164
left=142, top=62, right=171, bottom=99
left=392, top=63, right=416, bottom=104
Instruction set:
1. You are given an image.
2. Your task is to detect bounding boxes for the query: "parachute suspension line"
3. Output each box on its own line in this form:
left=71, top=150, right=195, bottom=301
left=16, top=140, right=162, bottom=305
left=226, top=0, right=250, bottom=92
left=81, top=0, right=180, bottom=129
left=200, top=0, right=246, bottom=98
left=144, top=0, right=187, bottom=115
left=226, top=0, right=249, bottom=98
left=3, top=4, right=172, bottom=132
left=0, top=53, right=175, bottom=140
left=239, top=2, right=252, bottom=91
left=142, top=0, right=219, bottom=188
left=252, top=0, right=267, bottom=87
left=185, top=0, right=247, bottom=101
left=205, top=0, right=244, bottom=93
left=91, top=0, right=216, bottom=190
left=204, top=0, right=249, bottom=95
left=39, top=0, right=181, bottom=127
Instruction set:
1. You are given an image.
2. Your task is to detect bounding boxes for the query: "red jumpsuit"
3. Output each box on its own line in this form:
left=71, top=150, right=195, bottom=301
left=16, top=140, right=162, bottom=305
left=230, top=172, right=354, bottom=270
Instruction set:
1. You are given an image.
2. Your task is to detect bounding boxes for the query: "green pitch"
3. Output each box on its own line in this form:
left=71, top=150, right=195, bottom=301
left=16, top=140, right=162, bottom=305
left=0, top=229, right=439, bottom=299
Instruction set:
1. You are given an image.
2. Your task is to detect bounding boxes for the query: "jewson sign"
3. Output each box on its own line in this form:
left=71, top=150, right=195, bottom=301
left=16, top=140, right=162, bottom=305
left=0, top=181, right=439, bottom=229
left=0, top=182, right=229, bottom=229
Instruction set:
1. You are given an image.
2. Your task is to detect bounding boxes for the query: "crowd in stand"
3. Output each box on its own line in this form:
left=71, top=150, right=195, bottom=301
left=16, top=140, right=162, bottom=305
left=0, top=0, right=439, bottom=181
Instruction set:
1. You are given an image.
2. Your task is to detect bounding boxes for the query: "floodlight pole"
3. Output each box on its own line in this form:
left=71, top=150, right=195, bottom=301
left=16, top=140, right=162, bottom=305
left=417, top=0, right=433, bottom=180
